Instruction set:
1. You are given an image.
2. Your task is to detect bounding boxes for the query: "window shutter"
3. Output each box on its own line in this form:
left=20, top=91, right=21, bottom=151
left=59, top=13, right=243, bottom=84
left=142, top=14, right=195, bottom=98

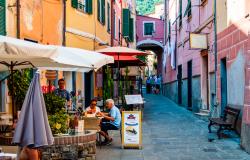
left=107, top=3, right=110, bottom=32
left=86, top=0, right=93, bottom=14
left=179, top=0, right=182, bottom=27
left=97, top=0, right=100, bottom=21
left=101, top=0, right=105, bottom=24
left=129, top=18, right=134, bottom=42
left=184, top=0, right=191, bottom=17
left=0, top=0, right=6, bottom=36
left=71, top=0, right=78, bottom=9
left=122, top=9, right=130, bottom=37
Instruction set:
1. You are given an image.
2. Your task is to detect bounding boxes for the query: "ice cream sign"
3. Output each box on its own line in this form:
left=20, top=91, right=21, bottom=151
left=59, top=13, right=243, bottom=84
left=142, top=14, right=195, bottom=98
left=122, top=111, right=142, bottom=149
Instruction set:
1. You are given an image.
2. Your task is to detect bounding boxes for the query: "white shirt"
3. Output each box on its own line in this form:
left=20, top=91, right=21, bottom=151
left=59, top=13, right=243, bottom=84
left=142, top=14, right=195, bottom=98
left=85, top=106, right=101, bottom=115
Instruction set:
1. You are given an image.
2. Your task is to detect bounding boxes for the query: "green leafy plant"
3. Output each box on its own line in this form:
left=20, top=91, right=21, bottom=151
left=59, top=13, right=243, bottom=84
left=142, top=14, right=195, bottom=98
left=43, top=93, right=66, bottom=115
left=7, top=69, right=32, bottom=110
left=44, top=93, right=69, bottom=134
left=48, top=109, right=69, bottom=134
left=103, top=67, right=114, bottom=101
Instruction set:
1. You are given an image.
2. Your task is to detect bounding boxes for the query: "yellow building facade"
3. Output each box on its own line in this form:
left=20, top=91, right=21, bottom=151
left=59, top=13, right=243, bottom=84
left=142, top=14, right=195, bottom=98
left=65, top=0, right=112, bottom=102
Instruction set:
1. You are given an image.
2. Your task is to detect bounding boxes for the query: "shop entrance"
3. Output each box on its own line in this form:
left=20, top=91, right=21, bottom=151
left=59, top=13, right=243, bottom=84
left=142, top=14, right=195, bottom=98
left=187, top=60, right=192, bottom=110
left=220, top=58, right=227, bottom=115
left=84, top=71, right=93, bottom=107
left=201, top=54, right=209, bottom=110
left=177, top=65, right=182, bottom=105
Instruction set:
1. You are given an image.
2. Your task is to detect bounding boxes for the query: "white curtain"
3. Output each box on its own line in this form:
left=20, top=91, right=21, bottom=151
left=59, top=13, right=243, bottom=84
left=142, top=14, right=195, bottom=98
left=170, top=41, right=176, bottom=69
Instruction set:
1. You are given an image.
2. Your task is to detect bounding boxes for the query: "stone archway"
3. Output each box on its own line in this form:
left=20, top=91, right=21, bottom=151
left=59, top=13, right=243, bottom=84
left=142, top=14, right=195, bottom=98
left=137, top=39, right=164, bottom=75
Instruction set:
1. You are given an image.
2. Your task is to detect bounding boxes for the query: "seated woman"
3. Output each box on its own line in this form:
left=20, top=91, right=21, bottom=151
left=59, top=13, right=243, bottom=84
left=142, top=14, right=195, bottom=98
left=85, top=99, right=101, bottom=116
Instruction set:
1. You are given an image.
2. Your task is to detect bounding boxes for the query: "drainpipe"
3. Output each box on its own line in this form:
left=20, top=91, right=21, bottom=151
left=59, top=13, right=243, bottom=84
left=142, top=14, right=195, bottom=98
left=16, top=0, right=20, bottom=38
left=164, top=0, right=167, bottom=45
left=213, top=0, right=218, bottom=101
left=62, top=0, right=66, bottom=46
left=111, top=0, right=114, bottom=46
left=120, top=0, right=122, bottom=46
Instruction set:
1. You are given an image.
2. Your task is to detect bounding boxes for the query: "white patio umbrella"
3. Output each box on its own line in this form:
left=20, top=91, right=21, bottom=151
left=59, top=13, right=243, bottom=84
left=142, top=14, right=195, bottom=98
left=0, top=36, right=114, bottom=71
left=0, top=36, right=114, bottom=122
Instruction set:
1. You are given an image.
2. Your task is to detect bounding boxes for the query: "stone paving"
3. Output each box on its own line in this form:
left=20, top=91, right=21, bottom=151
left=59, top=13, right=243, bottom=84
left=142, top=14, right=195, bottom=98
left=96, top=94, right=250, bottom=160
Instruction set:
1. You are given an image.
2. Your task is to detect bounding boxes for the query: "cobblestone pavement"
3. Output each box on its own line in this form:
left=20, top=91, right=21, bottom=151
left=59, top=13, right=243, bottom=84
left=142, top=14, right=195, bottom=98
left=96, top=94, right=250, bottom=160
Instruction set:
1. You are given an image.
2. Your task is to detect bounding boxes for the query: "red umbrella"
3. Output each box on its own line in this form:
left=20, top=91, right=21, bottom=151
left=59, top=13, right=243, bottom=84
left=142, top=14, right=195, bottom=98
left=97, top=47, right=147, bottom=105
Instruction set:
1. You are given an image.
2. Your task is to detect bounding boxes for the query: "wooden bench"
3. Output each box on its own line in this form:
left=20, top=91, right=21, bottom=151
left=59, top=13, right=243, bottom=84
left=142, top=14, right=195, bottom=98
left=208, top=106, right=240, bottom=139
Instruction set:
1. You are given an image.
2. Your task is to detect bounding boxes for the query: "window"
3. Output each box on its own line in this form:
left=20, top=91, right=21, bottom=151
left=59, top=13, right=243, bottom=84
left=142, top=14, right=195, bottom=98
left=0, top=0, right=6, bottom=35
left=78, top=0, right=86, bottom=12
left=107, top=2, right=110, bottom=32
left=71, top=0, right=92, bottom=14
left=184, top=0, right=191, bottom=18
left=122, top=9, right=130, bottom=38
left=143, top=22, right=155, bottom=36
left=97, top=0, right=105, bottom=24
left=179, top=0, right=182, bottom=28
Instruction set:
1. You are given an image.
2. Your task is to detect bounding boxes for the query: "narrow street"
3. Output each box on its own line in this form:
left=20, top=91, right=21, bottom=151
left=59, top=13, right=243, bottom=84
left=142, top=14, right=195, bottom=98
left=97, top=94, right=250, bottom=160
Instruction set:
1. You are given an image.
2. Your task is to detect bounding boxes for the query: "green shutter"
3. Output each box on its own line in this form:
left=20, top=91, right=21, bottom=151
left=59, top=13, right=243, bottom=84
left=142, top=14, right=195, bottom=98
left=86, top=0, right=93, bottom=14
left=0, top=0, right=6, bottom=36
left=184, top=0, right=191, bottom=17
left=107, top=3, right=110, bottom=32
left=101, top=0, right=105, bottom=24
left=71, top=0, right=78, bottom=9
left=122, top=9, right=130, bottom=37
left=97, top=0, right=100, bottom=21
left=179, top=0, right=182, bottom=27
left=129, top=18, right=134, bottom=42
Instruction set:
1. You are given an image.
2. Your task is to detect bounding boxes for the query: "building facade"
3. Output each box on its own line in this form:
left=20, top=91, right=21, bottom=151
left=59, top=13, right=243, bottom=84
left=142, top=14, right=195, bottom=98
left=163, top=0, right=250, bottom=153
left=163, top=0, right=215, bottom=113
left=136, top=15, right=164, bottom=75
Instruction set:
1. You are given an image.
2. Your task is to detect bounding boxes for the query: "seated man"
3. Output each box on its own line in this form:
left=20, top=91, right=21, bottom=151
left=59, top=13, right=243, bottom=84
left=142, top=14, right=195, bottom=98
left=98, top=99, right=121, bottom=145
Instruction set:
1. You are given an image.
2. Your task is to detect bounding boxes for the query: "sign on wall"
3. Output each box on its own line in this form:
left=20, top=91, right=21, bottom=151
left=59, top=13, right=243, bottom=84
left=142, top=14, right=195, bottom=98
left=189, top=33, right=208, bottom=49
left=122, top=111, right=142, bottom=149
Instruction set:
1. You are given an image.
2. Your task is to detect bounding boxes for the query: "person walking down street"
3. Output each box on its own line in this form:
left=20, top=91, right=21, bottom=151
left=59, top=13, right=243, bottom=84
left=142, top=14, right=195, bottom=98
left=98, top=99, right=121, bottom=145
left=155, top=76, right=161, bottom=94
left=150, top=76, right=155, bottom=94
left=146, top=77, right=151, bottom=94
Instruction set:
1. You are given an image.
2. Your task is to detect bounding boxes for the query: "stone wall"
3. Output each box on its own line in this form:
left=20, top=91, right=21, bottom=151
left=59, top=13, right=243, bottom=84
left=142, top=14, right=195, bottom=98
left=40, top=141, right=96, bottom=160
left=162, top=76, right=201, bottom=112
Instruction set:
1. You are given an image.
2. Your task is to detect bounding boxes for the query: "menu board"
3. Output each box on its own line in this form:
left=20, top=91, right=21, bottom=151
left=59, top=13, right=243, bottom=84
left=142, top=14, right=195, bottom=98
left=122, top=111, right=142, bottom=149
left=125, top=95, right=143, bottom=105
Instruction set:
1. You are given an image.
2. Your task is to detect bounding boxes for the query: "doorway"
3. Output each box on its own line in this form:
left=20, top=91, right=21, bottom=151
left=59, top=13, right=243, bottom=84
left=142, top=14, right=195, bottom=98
left=201, top=54, right=209, bottom=110
left=84, top=71, right=93, bottom=107
left=187, top=61, right=192, bottom=110
left=177, top=65, right=182, bottom=105
left=220, top=58, right=227, bottom=115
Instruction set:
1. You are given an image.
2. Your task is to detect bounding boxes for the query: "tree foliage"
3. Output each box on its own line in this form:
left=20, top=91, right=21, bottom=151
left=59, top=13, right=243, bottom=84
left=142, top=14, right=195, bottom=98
left=136, top=0, right=163, bottom=15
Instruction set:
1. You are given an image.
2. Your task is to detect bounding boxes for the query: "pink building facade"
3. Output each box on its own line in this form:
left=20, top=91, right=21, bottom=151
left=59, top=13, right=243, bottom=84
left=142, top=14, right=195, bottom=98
left=136, top=15, right=164, bottom=74
left=163, top=0, right=250, bottom=152
left=162, top=0, right=215, bottom=113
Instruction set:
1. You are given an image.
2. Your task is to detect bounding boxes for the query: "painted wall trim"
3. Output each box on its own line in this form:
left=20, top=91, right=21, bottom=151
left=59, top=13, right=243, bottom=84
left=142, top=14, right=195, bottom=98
left=66, top=27, right=108, bottom=45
